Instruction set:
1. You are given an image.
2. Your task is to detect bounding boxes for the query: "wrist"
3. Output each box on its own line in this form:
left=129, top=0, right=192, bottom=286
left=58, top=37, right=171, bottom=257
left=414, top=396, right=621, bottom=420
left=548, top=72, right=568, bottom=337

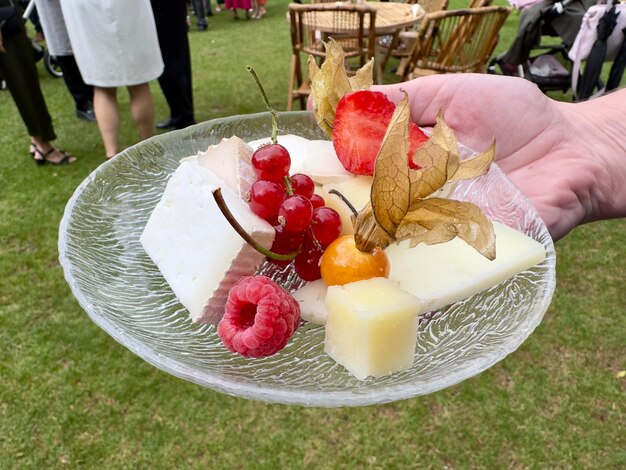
left=556, top=91, right=626, bottom=226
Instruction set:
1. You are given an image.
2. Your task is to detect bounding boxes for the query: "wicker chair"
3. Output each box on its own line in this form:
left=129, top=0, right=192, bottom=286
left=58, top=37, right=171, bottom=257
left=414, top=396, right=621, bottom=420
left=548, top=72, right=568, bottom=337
left=287, top=2, right=377, bottom=111
left=400, top=5, right=511, bottom=81
left=378, top=0, right=450, bottom=74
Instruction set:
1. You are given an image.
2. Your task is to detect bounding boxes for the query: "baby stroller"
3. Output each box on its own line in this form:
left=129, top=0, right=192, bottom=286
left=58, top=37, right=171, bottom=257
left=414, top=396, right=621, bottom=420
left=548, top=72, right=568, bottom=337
left=489, top=0, right=626, bottom=99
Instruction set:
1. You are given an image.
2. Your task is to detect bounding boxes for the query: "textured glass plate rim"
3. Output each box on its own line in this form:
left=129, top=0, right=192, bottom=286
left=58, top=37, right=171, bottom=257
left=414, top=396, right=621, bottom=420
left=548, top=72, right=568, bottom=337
left=59, top=111, right=556, bottom=407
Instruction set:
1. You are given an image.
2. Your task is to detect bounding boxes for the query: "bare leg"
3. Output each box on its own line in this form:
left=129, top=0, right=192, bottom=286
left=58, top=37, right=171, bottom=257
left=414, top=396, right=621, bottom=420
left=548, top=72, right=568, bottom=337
left=93, top=86, right=120, bottom=158
left=127, top=83, right=155, bottom=142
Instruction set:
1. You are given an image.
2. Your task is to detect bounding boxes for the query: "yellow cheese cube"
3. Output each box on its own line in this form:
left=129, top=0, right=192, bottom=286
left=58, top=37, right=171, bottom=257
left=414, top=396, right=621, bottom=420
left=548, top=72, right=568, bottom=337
left=324, top=278, right=422, bottom=380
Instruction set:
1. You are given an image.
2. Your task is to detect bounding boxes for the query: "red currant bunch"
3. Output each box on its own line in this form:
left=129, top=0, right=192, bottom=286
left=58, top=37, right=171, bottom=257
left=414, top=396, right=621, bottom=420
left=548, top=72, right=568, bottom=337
left=247, top=144, right=342, bottom=281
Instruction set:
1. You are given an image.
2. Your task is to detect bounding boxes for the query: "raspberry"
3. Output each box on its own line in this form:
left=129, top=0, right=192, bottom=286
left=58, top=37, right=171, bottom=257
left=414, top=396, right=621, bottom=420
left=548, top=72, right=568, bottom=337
left=217, top=276, right=301, bottom=358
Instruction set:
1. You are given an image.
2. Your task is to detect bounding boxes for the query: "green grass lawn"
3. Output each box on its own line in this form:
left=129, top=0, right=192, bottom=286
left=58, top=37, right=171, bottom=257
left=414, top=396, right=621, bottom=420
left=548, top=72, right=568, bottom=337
left=1, top=1, right=625, bottom=467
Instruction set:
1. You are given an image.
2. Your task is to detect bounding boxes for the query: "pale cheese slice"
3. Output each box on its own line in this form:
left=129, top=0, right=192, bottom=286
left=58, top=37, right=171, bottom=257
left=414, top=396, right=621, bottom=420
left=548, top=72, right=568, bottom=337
left=140, top=159, right=274, bottom=324
left=320, top=177, right=459, bottom=237
left=294, top=222, right=546, bottom=319
left=386, top=221, right=546, bottom=313
left=192, top=136, right=256, bottom=198
left=321, top=176, right=373, bottom=236
left=292, top=279, right=328, bottom=325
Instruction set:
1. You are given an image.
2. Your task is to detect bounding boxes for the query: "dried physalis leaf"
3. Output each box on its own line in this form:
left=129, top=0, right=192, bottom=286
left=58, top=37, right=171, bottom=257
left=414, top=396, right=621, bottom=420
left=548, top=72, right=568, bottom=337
left=411, top=111, right=460, bottom=185
left=370, top=95, right=411, bottom=238
left=353, top=204, right=396, bottom=253
left=347, top=58, right=374, bottom=92
left=407, top=150, right=448, bottom=206
left=449, top=140, right=496, bottom=182
left=396, top=198, right=496, bottom=260
left=414, top=111, right=496, bottom=183
left=309, top=38, right=374, bottom=138
left=352, top=94, right=496, bottom=260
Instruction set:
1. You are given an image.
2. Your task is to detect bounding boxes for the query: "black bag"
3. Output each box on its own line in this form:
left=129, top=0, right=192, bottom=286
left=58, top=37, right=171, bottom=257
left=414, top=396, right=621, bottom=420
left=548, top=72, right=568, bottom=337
left=0, top=0, right=24, bottom=36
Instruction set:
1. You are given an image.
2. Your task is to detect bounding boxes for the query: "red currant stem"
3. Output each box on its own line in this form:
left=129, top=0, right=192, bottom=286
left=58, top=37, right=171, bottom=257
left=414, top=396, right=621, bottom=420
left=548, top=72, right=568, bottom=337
left=247, top=66, right=279, bottom=144
left=283, top=175, right=294, bottom=196
left=328, top=189, right=358, bottom=217
left=212, top=188, right=298, bottom=261
left=307, top=226, right=323, bottom=251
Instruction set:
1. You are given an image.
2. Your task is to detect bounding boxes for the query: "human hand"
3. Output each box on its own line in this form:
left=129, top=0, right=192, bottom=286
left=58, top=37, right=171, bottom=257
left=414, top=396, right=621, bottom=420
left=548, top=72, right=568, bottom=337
left=375, top=74, right=626, bottom=241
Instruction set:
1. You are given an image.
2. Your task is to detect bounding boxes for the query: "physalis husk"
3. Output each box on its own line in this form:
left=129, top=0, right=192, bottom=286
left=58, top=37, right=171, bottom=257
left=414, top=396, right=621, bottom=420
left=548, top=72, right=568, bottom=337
left=352, top=93, right=497, bottom=260
left=308, top=38, right=374, bottom=138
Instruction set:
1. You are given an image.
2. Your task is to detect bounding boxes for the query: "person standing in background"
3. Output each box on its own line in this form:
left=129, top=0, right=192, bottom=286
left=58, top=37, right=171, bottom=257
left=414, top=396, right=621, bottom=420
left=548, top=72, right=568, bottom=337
left=253, top=0, right=266, bottom=19
left=60, top=0, right=163, bottom=159
left=152, top=0, right=196, bottom=131
left=225, top=0, right=251, bottom=20
left=0, top=0, right=75, bottom=164
left=189, top=0, right=208, bottom=31
left=35, top=0, right=95, bottom=122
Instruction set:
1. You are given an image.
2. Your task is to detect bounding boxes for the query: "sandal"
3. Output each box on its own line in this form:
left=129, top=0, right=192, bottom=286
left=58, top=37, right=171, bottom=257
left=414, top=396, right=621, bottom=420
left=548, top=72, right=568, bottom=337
left=29, top=141, right=45, bottom=165
left=32, top=144, right=76, bottom=165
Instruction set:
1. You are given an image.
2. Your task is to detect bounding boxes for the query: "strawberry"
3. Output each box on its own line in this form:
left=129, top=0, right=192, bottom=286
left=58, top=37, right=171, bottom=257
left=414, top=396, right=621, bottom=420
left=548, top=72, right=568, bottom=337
left=332, top=90, right=428, bottom=175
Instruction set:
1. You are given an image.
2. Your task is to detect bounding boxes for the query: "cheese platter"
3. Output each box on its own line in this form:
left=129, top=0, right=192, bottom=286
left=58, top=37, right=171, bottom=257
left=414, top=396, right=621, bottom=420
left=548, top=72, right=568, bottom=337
left=58, top=110, right=556, bottom=407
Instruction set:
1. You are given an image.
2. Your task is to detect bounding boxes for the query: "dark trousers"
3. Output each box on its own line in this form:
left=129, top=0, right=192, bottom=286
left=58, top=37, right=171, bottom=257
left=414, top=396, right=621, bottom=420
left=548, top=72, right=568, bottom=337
left=190, top=0, right=208, bottom=28
left=151, top=0, right=195, bottom=128
left=0, top=28, right=56, bottom=141
left=56, top=55, right=93, bottom=111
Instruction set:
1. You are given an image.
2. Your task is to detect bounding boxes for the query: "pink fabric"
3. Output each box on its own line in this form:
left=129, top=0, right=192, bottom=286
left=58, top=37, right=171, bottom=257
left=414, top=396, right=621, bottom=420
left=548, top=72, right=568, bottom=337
left=568, top=2, right=626, bottom=98
left=569, top=3, right=626, bottom=63
left=225, top=0, right=252, bottom=9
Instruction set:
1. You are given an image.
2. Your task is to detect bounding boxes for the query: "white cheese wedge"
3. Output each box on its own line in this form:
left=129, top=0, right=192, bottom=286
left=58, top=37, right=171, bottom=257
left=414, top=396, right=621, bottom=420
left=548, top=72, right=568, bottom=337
left=191, top=136, right=256, bottom=198
left=293, top=222, right=546, bottom=319
left=248, top=134, right=352, bottom=185
left=324, top=278, right=422, bottom=380
left=386, top=221, right=546, bottom=313
left=321, top=176, right=373, bottom=236
left=140, top=159, right=274, bottom=324
left=292, top=279, right=328, bottom=325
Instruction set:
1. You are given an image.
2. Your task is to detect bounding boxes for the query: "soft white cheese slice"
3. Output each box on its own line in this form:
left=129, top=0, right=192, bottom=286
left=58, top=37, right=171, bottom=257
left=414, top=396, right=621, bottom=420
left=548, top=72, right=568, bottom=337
left=140, top=159, right=274, bottom=324
left=190, top=136, right=255, bottom=198
left=301, top=140, right=353, bottom=184
left=292, top=279, right=328, bottom=325
left=248, top=134, right=352, bottom=185
left=386, top=222, right=546, bottom=313
left=294, top=222, right=546, bottom=319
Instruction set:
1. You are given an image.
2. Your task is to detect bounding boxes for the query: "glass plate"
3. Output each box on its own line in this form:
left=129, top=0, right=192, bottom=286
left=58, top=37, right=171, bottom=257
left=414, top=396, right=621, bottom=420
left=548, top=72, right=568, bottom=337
left=59, top=111, right=556, bottom=407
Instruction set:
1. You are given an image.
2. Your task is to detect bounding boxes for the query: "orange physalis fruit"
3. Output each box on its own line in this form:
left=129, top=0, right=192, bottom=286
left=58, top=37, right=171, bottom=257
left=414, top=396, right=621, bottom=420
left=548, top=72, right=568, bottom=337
left=320, top=235, right=390, bottom=286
